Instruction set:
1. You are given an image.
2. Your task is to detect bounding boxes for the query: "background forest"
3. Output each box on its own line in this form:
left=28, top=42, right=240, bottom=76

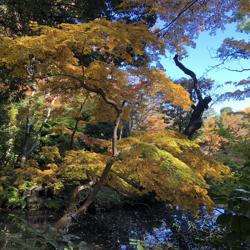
left=0, top=0, right=249, bottom=249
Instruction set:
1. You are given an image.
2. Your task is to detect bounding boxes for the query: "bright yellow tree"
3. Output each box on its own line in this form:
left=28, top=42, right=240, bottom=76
left=0, top=19, right=231, bottom=230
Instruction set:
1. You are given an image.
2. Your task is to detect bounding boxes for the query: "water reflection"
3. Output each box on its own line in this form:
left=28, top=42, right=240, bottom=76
left=0, top=204, right=225, bottom=250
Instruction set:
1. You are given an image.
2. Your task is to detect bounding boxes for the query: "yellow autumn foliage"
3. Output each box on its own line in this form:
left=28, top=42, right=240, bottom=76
left=0, top=19, right=191, bottom=110
left=57, top=130, right=231, bottom=214
left=14, top=147, right=63, bottom=194
left=12, top=130, right=231, bottom=213
left=58, top=150, right=108, bottom=181
left=0, top=17, right=230, bottom=214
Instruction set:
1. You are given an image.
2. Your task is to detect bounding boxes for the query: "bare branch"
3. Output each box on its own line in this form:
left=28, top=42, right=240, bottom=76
left=159, top=0, right=200, bottom=36
left=49, top=73, right=122, bottom=114
left=223, top=67, right=250, bottom=72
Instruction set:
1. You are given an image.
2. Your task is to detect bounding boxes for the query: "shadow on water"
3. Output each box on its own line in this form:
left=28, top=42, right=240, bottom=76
left=0, top=204, right=226, bottom=250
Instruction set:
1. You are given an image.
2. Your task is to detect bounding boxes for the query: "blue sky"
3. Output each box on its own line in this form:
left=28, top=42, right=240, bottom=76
left=161, top=23, right=249, bottom=113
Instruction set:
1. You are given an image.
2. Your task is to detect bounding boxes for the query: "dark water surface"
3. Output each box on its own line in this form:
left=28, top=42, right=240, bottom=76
left=0, top=204, right=225, bottom=250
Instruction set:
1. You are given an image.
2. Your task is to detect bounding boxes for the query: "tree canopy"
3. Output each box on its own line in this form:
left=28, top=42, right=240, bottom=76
left=0, top=0, right=246, bottom=233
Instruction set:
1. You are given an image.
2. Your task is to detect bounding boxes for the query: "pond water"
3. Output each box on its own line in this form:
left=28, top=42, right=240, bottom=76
left=0, top=204, right=225, bottom=250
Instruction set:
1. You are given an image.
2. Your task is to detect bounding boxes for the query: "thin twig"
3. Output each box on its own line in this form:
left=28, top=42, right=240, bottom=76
left=159, top=0, right=200, bottom=36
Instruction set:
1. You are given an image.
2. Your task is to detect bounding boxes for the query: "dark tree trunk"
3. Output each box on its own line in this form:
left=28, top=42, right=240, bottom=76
left=20, top=92, right=35, bottom=166
left=173, top=54, right=212, bottom=138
